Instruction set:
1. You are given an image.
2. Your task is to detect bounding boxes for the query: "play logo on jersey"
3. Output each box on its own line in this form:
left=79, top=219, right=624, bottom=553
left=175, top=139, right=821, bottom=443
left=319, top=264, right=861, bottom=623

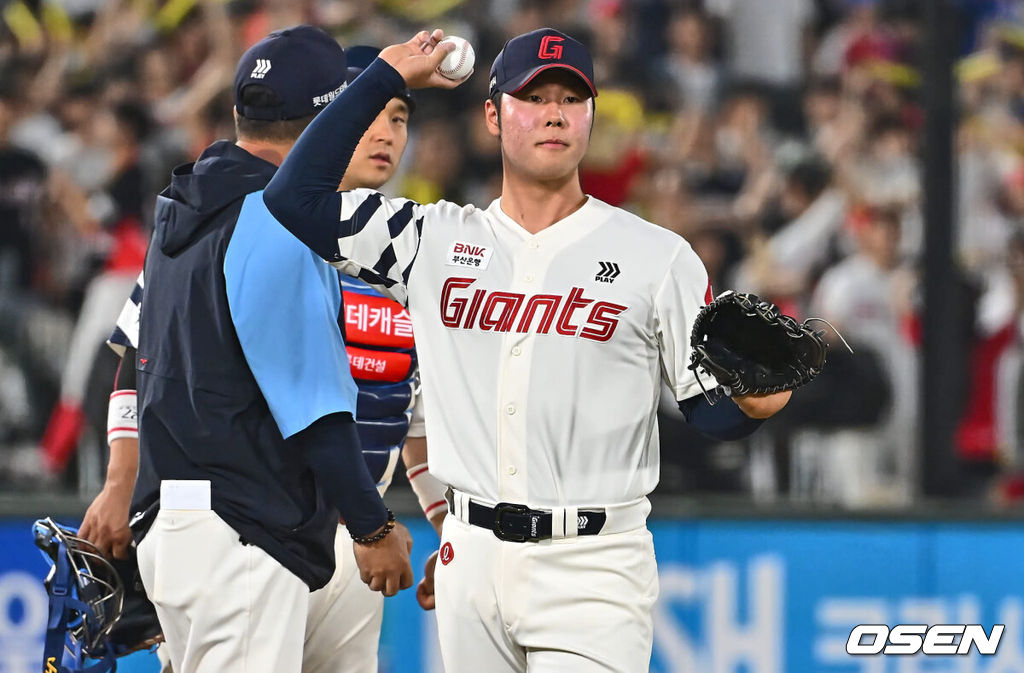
left=446, top=241, right=493, bottom=270
left=594, top=261, right=620, bottom=283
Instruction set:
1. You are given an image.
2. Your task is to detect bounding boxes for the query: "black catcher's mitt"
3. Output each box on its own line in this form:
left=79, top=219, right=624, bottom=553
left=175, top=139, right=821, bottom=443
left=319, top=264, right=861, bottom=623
left=688, top=291, right=828, bottom=397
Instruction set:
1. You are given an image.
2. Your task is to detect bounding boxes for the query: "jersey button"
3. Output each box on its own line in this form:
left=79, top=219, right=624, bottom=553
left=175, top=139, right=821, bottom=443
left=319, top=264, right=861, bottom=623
left=529, top=241, right=540, bottom=250
left=506, top=404, right=516, bottom=415
left=511, top=346, right=522, bottom=356
left=524, top=273, right=534, bottom=282
left=506, top=465, right=518, bottom=475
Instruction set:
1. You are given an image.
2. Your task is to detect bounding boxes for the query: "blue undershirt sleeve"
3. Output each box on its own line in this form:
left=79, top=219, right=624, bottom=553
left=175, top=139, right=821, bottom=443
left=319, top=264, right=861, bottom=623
left=678, top=393, right=764, bottom=441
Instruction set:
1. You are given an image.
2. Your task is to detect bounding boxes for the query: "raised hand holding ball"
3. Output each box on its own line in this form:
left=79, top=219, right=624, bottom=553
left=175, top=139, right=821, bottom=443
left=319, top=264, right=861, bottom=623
left=379, top=30, right=467, bottom=90
left=436, top=36, right=475, bottom=81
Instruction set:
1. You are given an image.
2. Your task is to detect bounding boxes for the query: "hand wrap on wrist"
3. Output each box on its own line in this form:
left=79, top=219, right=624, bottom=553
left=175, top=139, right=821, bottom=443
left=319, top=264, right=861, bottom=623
left=107, top=390, right=138, bottom=444
left=407, top=462, right=448, bottom=520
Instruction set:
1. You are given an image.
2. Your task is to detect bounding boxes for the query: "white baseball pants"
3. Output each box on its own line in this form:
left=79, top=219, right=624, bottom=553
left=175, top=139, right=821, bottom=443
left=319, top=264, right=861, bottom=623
left=137, top=507, right=308, bottom=673
left=303, top=525, right=384, bottom=673
left=434, top=514, right=659, bottom=672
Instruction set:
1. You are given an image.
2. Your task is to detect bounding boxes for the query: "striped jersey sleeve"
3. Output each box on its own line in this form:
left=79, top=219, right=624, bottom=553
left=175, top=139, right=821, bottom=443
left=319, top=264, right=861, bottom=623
left=329, top=188, right=429, bottom=307
left=107, top=271, right=144, bottom=355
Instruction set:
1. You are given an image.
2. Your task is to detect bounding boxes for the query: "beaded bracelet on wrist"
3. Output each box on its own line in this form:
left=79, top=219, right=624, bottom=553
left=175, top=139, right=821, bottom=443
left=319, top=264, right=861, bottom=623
left=351, top=508, right=396, bottom=545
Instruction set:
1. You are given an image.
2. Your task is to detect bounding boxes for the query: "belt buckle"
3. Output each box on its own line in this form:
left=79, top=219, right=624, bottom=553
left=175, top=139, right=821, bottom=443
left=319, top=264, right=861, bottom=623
left=492, top=502, right=536, bottom=543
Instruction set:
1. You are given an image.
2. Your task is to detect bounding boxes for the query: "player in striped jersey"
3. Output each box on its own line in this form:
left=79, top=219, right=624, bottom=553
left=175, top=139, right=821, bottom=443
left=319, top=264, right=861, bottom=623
left=81, top=45, right=448, bottom=673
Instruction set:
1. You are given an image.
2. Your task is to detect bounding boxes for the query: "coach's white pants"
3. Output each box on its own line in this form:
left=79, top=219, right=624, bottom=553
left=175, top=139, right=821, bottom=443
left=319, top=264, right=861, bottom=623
left=303, top=525, right=383, bottom=673
left=137, top=509, right=308, bottom=673
left=434, top=515, right=659, bottom=673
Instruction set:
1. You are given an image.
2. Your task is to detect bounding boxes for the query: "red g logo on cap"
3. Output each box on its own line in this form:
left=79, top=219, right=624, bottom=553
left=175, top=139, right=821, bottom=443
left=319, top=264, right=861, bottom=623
left=538, top=35, right=564, bottom=59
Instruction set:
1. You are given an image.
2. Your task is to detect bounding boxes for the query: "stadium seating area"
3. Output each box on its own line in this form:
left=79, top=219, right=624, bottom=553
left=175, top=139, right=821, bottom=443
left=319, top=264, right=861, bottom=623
left=2, top=0, right=1023, bottom=508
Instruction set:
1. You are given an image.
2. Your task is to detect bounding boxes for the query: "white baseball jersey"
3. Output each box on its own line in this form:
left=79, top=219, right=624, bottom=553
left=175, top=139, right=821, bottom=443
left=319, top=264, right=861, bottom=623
left=326, top=191, right=713, bottom=508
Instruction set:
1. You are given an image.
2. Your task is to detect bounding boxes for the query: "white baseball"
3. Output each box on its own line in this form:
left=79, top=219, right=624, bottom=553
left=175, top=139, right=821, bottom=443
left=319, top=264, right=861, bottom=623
left=436, top=36, right=475, bottom=81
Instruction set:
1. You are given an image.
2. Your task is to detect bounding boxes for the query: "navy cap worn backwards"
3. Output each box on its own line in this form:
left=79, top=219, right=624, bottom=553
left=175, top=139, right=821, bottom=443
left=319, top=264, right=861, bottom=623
left=234, top=25, right=348, bottom=121
left=345, top=45, right=415, bottom=113
left=489, top=28, right=597, bottom=100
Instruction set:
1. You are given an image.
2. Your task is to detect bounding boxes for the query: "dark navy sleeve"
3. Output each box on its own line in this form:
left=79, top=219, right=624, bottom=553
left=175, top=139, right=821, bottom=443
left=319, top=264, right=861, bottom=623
left=678, top=394, right=764, bottom=441
left=114, top=347, right=137, bottom=390
left=263, top=58, right=409, bottom=262
left=224, top=192, right=359, bottom=439
left=293, top=412, right=389, bottom=537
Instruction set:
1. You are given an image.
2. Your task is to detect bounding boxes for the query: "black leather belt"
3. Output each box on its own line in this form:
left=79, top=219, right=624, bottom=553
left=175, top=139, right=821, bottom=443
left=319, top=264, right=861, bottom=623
left=463, top=498, right=607, bottom=543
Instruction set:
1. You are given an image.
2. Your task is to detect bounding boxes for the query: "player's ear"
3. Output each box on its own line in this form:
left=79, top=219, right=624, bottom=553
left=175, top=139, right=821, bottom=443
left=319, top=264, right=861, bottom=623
left=484, top=98, right=500, bottom=138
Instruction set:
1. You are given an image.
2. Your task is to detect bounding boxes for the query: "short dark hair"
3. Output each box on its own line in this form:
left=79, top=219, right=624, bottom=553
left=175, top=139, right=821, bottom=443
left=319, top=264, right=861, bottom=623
left=786, top=160, right=831, bottom=201
left=869, top=205, right=903, bottom=229
left=868, top=113, right=909, bottom=141
left=113, top=101, right=154, bottom=144
left=805, top=76, right=841, bottom=98
left=234, top=85, right=315, bottom=142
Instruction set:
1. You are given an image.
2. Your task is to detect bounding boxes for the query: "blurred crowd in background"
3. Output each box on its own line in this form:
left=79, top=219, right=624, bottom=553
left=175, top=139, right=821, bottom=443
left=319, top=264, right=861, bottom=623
left=3, top=0, right=1024, bottom=509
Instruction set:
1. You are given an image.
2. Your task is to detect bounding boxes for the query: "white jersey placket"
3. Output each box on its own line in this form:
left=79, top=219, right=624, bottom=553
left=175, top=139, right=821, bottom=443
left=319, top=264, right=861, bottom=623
left=495, top=233, right=542, bottom=504
left=489, top=199, right=601, bottom=506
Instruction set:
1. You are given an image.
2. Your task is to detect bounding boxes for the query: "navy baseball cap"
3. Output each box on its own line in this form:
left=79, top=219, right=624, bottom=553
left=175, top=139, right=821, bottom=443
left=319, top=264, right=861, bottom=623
left=489, top=28, right=597, bottom=99
left=234, top=25, right=348, bottom=121
left=345, top=45, right=415, bottom=113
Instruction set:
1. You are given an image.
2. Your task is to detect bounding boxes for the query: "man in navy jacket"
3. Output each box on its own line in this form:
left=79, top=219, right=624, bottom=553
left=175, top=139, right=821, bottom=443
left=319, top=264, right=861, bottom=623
left=130, top=26, right=412, bottom=673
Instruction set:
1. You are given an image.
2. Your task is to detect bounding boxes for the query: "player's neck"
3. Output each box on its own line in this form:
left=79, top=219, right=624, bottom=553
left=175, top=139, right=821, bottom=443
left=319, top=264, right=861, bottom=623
left=235, top=139, right=296, bottom=167
left=499, top=174, right=587, bottom=235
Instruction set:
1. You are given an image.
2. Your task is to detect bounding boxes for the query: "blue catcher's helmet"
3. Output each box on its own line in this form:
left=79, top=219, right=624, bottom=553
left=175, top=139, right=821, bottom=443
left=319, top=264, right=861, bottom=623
left=33, top=517, right=162, bottom=673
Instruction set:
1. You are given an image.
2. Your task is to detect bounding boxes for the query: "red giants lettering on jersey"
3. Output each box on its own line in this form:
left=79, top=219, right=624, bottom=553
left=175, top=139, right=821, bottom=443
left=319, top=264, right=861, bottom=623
left=440, top=277, right=627, bottom=342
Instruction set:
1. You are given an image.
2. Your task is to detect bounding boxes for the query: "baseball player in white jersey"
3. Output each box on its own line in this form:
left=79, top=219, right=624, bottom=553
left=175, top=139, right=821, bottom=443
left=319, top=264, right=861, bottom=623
left=265, top=28, right=791, bottom=673
left=81, top=43, right=448, bottom=673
